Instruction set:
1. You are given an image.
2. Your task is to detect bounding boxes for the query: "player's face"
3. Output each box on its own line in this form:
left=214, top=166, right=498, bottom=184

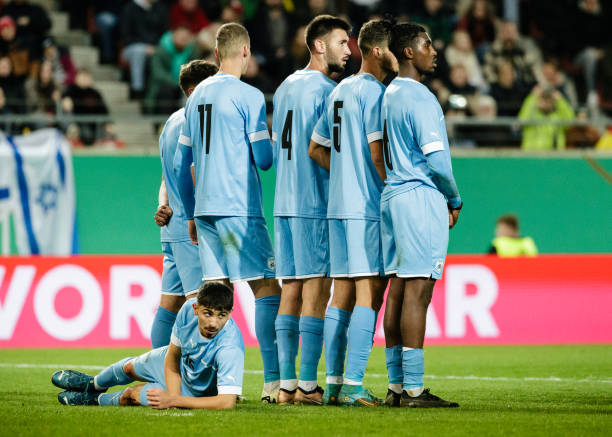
left=412, top=32, right=437, bottom=75
left=324, top=28, right=351, bottom=73
left=193, top=304, right=232, bottom=339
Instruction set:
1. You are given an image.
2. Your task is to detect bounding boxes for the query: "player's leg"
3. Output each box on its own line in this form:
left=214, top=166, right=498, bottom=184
left=383, top=276, right=404, bottom=406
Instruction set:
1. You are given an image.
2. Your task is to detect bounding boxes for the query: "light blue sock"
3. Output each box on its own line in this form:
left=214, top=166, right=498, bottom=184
left=150, top=306, right=177, bottom=349
left=324, top=306, right=351, bottom=380
left=275, top=314, right=299, bottom=382
left=385, top=345, right=403, bottom=385
left=98, top=390, right=124, bottom=406
left=94, top=357, right=133, bottom=389
left=402, top=348, right=425, bottom=390
left=299, top=316, right=324, bottom=382
left=255, top=295, right=281, bottom=383
left=344, top=306, right=376, bottom=385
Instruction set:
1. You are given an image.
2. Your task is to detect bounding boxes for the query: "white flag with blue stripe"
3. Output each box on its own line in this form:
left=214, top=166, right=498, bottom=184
left=0, top=128, right=77, bottom=255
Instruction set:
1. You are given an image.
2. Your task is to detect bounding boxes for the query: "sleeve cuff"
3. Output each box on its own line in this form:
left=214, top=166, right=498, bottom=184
left=248, top=130, right=270, bottom=143
left=170, top=333, right=181, bottom=347
left=421, top=140, right=444, bottom=155
left=178, top=134, right=192, bottom=147
left=366, top=131, right=383, bottom=143
left=217, top=385, right=242, bottom=395
left=271, top=132, right=277, bottom=142
left=311, top=131, right=331, bottom=148
left=447, top=197, right=462, bottom=209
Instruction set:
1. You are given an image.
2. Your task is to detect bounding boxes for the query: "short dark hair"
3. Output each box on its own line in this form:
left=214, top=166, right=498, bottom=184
left=497, top=214, right=519, bottom=231
left=358, top=19, right=394, bottom=56
left=179, top=60, right=218, bottom=95
left=305, top=14, right=352, bottom=50
left=196, top=282, right=233, bottom=312
left=389, top=22, right=427, bottom=62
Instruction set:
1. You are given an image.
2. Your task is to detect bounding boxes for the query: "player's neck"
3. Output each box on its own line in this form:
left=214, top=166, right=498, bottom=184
left=305, top=54, right=332, bottom=77
left=218, top=59, right=244, bottom=79
left=397, top=63, right=422, bottom=82
left=358, top=57, right=385, bottom=82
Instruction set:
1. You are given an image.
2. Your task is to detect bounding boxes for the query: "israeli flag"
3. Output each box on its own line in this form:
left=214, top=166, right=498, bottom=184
left=0, top=129, right=78, bottom=255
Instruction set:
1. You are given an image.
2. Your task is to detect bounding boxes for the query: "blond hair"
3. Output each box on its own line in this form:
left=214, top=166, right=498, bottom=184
left=215, top=23, right=250, bottom=61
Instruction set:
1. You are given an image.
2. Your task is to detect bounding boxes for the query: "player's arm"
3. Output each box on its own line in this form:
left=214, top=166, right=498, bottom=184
left=308, top=140, right=330, bottom=171
left=154, top=175, right=173, bottom=226
left=309, top=107, right=331, bottom=171
left=246, top=90, right=273, bottom=170
left=369, top=140, right=386, bottom=182
left=363, top=85, right=386, bottom=182
left=163, top=342, right=182, bottom=396
left=147, top=390, right=236, bottom=410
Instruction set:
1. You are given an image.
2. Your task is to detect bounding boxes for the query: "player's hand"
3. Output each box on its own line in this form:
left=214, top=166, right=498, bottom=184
left=154, top=205, right=173, bottom=227
left=188, top=219, right=198, bottom=245
left=146, top=388, right=175, bottom=410
left=449, top=208, right=461, bottom=229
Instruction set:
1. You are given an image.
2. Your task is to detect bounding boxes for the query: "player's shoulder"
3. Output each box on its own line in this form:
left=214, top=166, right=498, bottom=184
left=293, top=69, right=336, bottom=91
left=387, top=77, right=438, bottom=107
left=353, top=73, right=385, bottom=99
left=217, top=319, right=244, bottom=349
left=175, top=297, right=196, bottom=326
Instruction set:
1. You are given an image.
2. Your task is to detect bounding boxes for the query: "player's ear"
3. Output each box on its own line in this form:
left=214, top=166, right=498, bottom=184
left=372, top=46, right=382, bottom=59
left=192, top=303, right=198, bottom=315
left=403, top=46, right=413, bottom=61
left=313, top=38, right=326, bottom=54
left=214, top=46, right=219, bottom=60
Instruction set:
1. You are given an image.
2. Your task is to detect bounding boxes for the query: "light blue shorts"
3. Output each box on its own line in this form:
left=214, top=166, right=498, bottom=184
left=381, top=185, right=449, bottom=280
left=329, top=218, right=384, bottom=277
left=274, top=216, right=329, bottom=279
left=194, top=216, right=275, bottom=282
left=130, top=346, right=202, bottom=405
left=161, top=241, right=203, bottom=296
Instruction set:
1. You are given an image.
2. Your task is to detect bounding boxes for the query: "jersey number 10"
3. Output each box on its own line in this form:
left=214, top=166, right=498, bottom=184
left=198, top=104, right=212, bottom=154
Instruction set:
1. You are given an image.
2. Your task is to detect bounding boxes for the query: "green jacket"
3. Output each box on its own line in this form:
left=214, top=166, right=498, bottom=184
left=518, top=94, right=574, bottom=150
left=490, top=236, right=538, bottom=257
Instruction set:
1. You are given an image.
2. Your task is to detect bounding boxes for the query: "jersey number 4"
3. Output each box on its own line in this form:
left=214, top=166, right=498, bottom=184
left=383, top=120, right=393, bottom=170
left=281, top=110, right=293, bottom=160
left=333, top=101, right=343, bottom=153
left=198, top=103, right=212, bottom=154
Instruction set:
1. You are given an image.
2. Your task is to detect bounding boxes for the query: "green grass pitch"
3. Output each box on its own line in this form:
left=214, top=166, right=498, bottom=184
left=1, top=345, right=610, bottom=436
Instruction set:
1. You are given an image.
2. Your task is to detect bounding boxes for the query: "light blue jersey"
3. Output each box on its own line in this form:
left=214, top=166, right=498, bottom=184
left=179, top=72, right=271, bottom=217
left=272, top=69, right=337, bottom=218
left=381, top=77, right=461, bottom=207
left=170, top=298, right=245, bottom=396
left=312, top=73, right=385, bottom=220
left=159, top=108, right=190, bottom=242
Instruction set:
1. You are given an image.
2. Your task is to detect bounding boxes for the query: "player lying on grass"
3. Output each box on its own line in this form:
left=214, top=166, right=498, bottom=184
left=52, top=282, right=244, bottom=410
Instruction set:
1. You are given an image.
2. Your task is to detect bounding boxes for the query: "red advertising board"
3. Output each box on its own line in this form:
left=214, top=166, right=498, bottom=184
left=0, top=255, right=610, bottom=347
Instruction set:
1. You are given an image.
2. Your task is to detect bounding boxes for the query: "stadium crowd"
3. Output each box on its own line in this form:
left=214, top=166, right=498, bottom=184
left=0, top=0, right=611, bottom=148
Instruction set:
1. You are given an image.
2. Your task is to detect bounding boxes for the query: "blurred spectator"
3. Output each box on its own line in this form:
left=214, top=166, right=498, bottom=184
left=445, top=29, right=487, bottom=91
left=144, top=25, right=197, bottom=115
left=295, top=0, right=331, bottom=26
left=570, top=0, right=608, bottom=109
left=290, top=25, right=309, bottom=70
left=518, top=86, right=574, bottom=150
left=120, top=0, right=168, bottom=99
left=489, top=60, right=530, bottom=116
left=93, top=0, right=128, bottom=64
left=444, top=64, right=478, bottom=106
left=170, top=0, right=210, bottom=33
left=0, top=15, right=34, bottom=80
left=0, top=55, right=26, bottom=113
left=61, top=69, right=114, bottom=146
left=25, top=59, right=61, bottom=114
left=488, top=214, right=538, bottom=257
left=220, top=1, right=244, bottom=23
left=483, top=20, right=541, bottom=86
left=595, top=125, right=612, bottom=149
left=565, top=108, right=601, bottom=148
left=456, top=0, right=496, bottom=62
left=2, top=0, right=50, bottom=60
left=242, top=56, right=275, bottom=95
left=537, top=56, right=578, bottom=109
left=41, top=36, right=76, bottom=86
left=413, top=0, right=455, bottom=50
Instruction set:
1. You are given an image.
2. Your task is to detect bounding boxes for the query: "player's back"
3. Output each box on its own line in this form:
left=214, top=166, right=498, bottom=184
left=381, top=77, right=449, bottom=199
left=323, top=73, right=385, bottom=220
left=184, top=73, right=267, bottom=217
left=159, top=108, right=190, bottom=242
left=272, top=69, right=337, bottom=218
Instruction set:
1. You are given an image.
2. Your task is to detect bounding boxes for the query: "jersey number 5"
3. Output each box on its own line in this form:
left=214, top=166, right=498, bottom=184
left=281, top=110, right=293, bottom=160
left=333, top=101, right=343, bottom=153
left=383, top=120, right=393, bottom=170
left=198, top=104, right=212, bottom=154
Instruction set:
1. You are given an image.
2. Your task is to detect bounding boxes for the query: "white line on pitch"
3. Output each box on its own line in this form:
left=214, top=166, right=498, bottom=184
left=1, top=363, right=610, bottom=384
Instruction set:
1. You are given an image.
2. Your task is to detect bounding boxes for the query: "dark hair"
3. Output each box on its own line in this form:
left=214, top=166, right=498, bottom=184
left=389, top=22, right=427, bottom=62
left=358, top=19, right=394, bottom=56
left=179, top=60, right=218, bottom=95
left=305, top=14, right=352, bottom=50
left=196, top=282, right=233, bottom=312
left=496, top=214, right=519, bottom=231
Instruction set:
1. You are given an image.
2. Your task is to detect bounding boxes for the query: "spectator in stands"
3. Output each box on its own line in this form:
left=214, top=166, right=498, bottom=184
left=483, top=20, right=541, bottom=86
left=242, top=56, right=275, bottom=95
left=25, top=59, right=60, bottom=114
left=489, top=60, right=530, bottom=116
left=0, top=15, right=33, bottom=81
left=120, top=0, right=168, bottom=99
left=219, top=1, right=244, bottom=23
left=0, top=55, right=25, bottom=113
left=170, top=0, right=210, bottom=33
left=441, top=64, right=478, bottom=109
left=537, top=56, right=578, bottom=109
left=41, top=36, right=76, bottom=86
left=61, top=68, right=114, bottom=146
left=2, top=0, right=50, bottom=60
left=489, top=214, right=538, bottom=257
left=456, top=0, right=496, bottom=62
left=413, top=0, right=456, bottom=49
left=445, top=29, right=487, bottom=92
left=289, top=25, right=309, bottom=70
left=518, top=86, right=575, bottom=150
left=144, top=25, right=197, bottom=115
left=595, top=125, right=612, bottom=149
left=93, top=0, right=128, bottom=64
left=565, top=107, right=601, bottom=148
